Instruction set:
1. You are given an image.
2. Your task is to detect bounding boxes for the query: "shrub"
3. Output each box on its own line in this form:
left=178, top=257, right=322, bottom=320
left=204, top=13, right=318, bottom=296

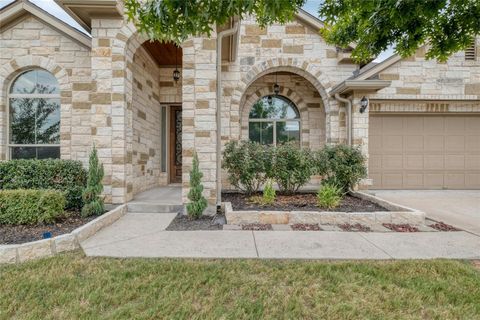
left=0, top=189, right=66, bottom=225
left=272, top=142, right=315, bottom=194
left=315, top=145, right=367, bottom=192
left=186, top=152, right=208, bottom=219
left=81, top=146, right=105, bottom=217
left=317, top=183, right=342, bottom=209
left=222, top=141, right=272, bottom=195
left=262, top=178, right=276, bottom=205
left=0, top=159, right=87, bottom=210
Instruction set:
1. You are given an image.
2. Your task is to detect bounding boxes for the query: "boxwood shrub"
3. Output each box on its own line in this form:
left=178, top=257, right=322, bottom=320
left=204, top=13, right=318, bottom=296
left=0, top=159, right=87, bottom=209
left=0, top=189, right=66, bottom=225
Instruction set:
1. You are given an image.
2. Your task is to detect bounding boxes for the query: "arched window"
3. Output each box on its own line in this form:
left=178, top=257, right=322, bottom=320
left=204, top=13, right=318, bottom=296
left=8, top=69, right=60, bottom=159
left=248, top=95, right=300, bottom=146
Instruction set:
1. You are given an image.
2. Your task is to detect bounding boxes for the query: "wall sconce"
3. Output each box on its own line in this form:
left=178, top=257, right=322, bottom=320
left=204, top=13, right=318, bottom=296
left=360, top=96, right=369, bottom=113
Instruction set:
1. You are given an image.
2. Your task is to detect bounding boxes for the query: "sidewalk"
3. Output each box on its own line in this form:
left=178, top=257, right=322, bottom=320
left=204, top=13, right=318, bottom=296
left=81, top=213, right=480, bottom=260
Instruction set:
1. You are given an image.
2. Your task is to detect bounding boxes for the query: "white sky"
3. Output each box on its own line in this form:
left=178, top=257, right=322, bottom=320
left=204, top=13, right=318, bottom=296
left=0, top=0, right=393, bottom=62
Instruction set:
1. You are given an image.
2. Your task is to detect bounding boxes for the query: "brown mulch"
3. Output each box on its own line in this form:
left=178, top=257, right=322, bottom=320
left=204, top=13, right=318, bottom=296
left=428, top=221, right=461, bottom=231
left=0, top=212, right=96, bottom=245
left=241, top=224, right=273, bottom=231
left=338, top=223, right=371, bottom=232
left=383, top=223, right=419, bottom=232
left=291, top=223, right=322, bottom=231
left=222, top=192, right=387, bottom=212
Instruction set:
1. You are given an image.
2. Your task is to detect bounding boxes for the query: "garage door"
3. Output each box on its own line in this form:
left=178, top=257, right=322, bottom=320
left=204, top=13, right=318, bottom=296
left=369, top=114, right=480, bottom=189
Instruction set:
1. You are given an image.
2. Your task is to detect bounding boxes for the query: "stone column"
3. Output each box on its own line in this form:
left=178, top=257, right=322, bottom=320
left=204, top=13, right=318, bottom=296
left=182, top=33, right=218, bottom=213
left=352, top=93, right=371, bottom=188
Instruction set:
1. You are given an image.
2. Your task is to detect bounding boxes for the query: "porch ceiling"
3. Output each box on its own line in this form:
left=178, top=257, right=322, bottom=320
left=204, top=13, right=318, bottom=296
left=142, top=41, right=182, bottom=67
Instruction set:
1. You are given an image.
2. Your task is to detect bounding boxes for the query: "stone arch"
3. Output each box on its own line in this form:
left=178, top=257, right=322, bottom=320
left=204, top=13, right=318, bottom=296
left=0, top=55, right=71, bottom=160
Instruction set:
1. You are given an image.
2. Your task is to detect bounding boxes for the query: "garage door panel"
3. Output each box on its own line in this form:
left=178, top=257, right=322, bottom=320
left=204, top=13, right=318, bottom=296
left=369, top=114, right=480, bottom=189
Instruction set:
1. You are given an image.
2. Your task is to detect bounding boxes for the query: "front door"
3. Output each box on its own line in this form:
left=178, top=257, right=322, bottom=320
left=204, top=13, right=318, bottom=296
left=169, top=105, right=182, bottom=183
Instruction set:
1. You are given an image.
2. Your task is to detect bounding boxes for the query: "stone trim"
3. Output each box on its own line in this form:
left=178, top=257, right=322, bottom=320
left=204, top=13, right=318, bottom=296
left=370, top=100, right=480, bottom=113
left=0, top=205, right=127, bottom=264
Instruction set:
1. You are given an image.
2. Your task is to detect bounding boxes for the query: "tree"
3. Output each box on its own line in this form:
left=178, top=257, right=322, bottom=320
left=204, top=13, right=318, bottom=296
left=319, top=0, right=480, bottom=62
left=186, top=152, right=208, bottom=219
left=125, top=0, right=305, bottom=43
left=81, top=145, right=105, bottom=217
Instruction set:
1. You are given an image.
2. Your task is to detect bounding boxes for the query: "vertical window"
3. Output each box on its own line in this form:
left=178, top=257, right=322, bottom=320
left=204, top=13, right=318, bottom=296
left=160, top=106, right=167, bottom=172
left=8, top=69, right=60, bottom=159
left=248, top=95, right=300, bottom=146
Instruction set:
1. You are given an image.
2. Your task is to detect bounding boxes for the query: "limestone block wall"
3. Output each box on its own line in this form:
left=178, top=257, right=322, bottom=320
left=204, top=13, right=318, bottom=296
left=0, top=15, right=91, bottom=163
left=131, top=46, right=165, bottom=195
left=158, top=67, right=182, bottom=103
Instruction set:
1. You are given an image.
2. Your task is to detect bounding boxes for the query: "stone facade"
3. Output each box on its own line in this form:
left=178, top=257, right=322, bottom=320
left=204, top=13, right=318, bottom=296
left=0, top=4, right=479, bottom=205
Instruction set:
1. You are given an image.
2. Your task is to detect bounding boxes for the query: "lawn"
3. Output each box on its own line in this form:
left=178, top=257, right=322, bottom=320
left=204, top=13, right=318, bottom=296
left=1, top=252, right=479, bottom=319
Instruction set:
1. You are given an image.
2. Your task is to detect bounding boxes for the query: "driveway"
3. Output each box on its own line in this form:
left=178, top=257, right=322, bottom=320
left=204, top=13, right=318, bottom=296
left=373, top=190, right=480, bottom=235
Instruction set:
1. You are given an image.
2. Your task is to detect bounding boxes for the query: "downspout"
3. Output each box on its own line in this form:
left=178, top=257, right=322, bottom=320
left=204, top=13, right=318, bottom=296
left=216, top=21, right=239, bottom=208
left=334, top=93, right=352, bottom=146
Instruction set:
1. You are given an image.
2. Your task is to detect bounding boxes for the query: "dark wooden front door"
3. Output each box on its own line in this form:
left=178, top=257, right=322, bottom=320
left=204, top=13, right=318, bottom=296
left=169, top=106, right=182, bottom=183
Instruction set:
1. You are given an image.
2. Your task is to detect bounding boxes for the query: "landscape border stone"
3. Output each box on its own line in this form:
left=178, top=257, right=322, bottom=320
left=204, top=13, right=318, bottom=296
left=0, top=205, right=127, bottom=264
left=224, top=191, right=426, bottom=226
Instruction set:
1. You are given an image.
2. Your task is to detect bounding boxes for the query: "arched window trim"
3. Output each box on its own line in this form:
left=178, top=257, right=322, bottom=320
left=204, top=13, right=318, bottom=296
left=248, top=95, right=301, bottom=146
left=7, top=69, right=61, bottom=159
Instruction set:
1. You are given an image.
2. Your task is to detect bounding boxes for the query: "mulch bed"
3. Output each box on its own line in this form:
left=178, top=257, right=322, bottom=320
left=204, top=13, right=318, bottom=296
left=428, top=221, right=461, bottom=231
left=222, top=192, right=387, bottom=212
left=338, top=223, right=371, bottom=232
left=166, top=214, right=224, bottom=231
left=0, top=212, right=96, bottom=245
left=291, top=223, right=322, bottom=231
left=382, top=223, right=419, bottom=232
left=241, top=224, right=273, bottom=231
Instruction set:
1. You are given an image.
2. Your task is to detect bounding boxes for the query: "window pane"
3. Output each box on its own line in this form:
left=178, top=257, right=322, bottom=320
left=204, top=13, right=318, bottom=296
left=276, top=121, right=300, bottom=146
left=10, top=70, right=59, bottom=94
left=249, top=96, right=299, bottom=120
left=161, top=107, right=167, bottom=172
left=9, top=98, right=36, bottom=144
left=249, top=122, right=273, bottom=145
left=36, top=98, right=60, bottom=144
left=11, top=147, right=36, bottom=159
left=37, top=147, right=60, bottom=159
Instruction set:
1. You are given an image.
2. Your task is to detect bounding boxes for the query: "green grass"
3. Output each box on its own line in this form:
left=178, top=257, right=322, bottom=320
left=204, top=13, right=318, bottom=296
left=1, top=252, right=479, bottom=319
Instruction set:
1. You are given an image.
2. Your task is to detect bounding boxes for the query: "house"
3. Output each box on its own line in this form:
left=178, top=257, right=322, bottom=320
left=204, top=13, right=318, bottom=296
left=0, top=0, right=479, bottom=212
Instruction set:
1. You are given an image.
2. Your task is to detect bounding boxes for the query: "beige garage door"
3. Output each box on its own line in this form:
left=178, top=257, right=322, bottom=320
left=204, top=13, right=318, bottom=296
left=369, top=114, right=480, bottom=189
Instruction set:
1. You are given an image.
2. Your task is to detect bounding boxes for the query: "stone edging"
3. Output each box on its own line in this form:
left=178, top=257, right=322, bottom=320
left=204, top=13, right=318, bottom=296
left=224, top=191, right=425, bottom=226
left=0, top=205, right=127, bottom=264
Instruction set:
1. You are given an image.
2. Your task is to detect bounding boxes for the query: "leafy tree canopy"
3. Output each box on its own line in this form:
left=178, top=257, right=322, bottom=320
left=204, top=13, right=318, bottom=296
left=319, top=0, right=480, bottom=62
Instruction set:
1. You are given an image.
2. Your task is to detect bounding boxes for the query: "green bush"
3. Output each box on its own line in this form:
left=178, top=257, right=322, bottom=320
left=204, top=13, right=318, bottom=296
left=272, top=142, right=315, bottom=194
left=186, top=152, right=208, bottom=219
left=0, top=159, right=87, bottom=210
left=262, top=178, right=276, bottom=205
left=315, top=145, right=367, bottom=192
left=222, top=141, right=272, bottom=195
left=82, top=146, right=105, bottom=217
left=317, top=183, right=342, bottom=209
left=0, top=189, right=66, bottom=225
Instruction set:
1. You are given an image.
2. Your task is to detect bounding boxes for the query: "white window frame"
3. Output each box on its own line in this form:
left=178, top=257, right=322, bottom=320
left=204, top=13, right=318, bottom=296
left=248, top=96, right=301, bottom=146
left=7, top=69, right=61, bottom=159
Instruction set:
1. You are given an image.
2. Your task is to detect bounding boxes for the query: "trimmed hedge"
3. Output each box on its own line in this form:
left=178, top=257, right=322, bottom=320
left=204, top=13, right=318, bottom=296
left=0, top=159, right=87, bottom=209
left=0, top=189, right=66, bottom=225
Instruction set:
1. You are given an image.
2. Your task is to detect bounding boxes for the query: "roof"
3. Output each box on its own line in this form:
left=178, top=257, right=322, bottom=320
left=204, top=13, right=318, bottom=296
left=0, top=0, right=91, bottom=48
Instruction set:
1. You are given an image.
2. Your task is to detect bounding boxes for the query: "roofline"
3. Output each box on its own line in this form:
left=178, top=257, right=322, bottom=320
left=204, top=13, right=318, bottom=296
left=0, top=0, right=91, bottom=48
left=329, top=80, right=392, bottom=95
left=352, top=54, right=401, bottom=80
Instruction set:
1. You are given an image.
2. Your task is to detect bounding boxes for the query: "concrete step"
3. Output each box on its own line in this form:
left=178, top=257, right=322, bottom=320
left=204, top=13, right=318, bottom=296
left=127, top=202, right=183, bottom=213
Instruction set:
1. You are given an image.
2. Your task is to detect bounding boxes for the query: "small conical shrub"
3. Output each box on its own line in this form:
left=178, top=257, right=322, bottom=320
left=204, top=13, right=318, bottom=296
left=186, top=152, right=208, bottom=219
left=81, top=145, right=105, bottom=217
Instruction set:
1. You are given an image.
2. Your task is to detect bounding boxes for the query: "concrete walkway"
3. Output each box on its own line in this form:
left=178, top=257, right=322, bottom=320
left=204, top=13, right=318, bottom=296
left=373, top=190, right=480, bottom=236
left=81, top=213, right=480, bottom=260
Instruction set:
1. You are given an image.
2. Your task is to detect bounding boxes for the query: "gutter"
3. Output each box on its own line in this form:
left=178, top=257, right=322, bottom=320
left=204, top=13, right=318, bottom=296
left=216, top=21, right=239, bottom=207
left=334, top=94, right=352, bottom=146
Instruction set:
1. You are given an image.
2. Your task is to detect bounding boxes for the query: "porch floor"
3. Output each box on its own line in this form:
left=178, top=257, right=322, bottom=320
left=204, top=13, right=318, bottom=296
left=127, top=185, right=183, bottom=213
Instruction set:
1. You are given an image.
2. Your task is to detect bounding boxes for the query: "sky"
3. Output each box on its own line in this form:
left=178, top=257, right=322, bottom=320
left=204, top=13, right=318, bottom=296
left=0, top=0, right=393, bottom=62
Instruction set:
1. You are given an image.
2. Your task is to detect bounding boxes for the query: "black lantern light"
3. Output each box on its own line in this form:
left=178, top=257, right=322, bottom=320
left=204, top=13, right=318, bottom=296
left=173, top=45, right=180, bottom=83
left=360, top=96, right=369, bottom=113
left=273, top=72, right=280, bottom=95
left=267, top=95, right=273, bottom=105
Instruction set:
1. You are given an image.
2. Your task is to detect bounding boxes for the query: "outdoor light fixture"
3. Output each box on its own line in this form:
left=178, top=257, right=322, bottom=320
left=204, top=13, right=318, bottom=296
left=267, top=95, right=273, bottom=105
left=173, top=45, right=180, bottom=83
left=360, top=96, right=369, bottom=113
left=273, top=72, right=280, bottom=95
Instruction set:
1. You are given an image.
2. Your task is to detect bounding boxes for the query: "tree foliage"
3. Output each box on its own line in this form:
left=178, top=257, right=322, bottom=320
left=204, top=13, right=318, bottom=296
left=125, top=0, right=305, bottom=43
left=187, top=152, right=208, bottom=219
left=82, top=146, right=105, bottom=217
left=319, top=0, right=480, bottom=62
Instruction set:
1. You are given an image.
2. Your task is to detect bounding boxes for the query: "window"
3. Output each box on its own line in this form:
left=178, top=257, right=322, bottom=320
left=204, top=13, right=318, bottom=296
left=248, top=95, right=300, bottom=146
left=8, top=69, right=60, bottom=159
